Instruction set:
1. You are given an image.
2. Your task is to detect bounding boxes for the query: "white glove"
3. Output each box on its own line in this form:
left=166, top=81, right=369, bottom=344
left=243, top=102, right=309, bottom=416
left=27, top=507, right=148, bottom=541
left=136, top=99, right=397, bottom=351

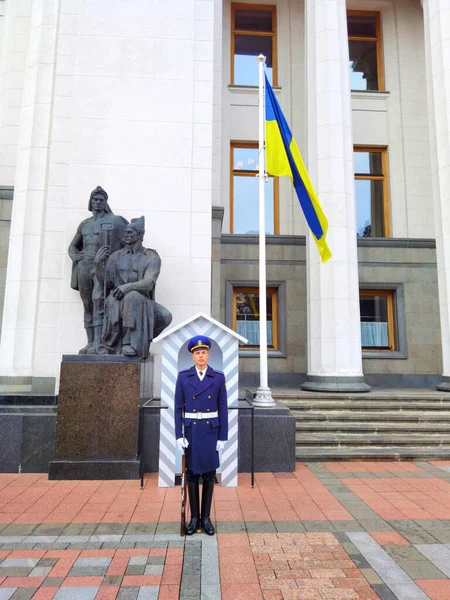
left=216, top=440, right=225, bottom=451
left=176, top=438, right=189, bottom=455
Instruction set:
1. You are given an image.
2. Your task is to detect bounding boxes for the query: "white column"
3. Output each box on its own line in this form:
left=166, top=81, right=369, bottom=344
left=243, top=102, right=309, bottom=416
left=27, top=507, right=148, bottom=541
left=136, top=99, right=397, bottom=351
left=302, top=0, right=369, bottom=392
left=422, top=0, right=450, bottom=391
left=0, top=0, right=59, bottom=378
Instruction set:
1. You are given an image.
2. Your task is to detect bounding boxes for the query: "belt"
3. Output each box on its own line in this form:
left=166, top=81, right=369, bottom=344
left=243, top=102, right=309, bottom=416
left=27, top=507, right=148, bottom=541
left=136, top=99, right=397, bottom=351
left=185, top=411, right=218, bottom=420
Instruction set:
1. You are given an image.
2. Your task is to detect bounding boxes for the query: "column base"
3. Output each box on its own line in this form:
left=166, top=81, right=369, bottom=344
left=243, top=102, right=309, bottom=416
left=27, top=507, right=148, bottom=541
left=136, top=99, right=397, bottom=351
left=437, top=376, right=450, bottom=392
left=301, top=375, right=371, bottom=393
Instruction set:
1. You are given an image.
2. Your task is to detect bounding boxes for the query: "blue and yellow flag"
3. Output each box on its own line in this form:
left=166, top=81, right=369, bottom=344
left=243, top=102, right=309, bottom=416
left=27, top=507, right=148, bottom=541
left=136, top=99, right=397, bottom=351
left=265, top=74, right=331, bottom=263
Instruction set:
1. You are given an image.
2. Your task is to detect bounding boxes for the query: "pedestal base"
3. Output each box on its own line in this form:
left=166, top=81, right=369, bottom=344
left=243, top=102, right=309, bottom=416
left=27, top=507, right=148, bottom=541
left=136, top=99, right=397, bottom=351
left=437, top=376, right=450, bottom=392
left=301, top=375, right=371, bottom=393
left=239, top=392, right=295, bottom=472
left=49, top=459, right=140, bottom=480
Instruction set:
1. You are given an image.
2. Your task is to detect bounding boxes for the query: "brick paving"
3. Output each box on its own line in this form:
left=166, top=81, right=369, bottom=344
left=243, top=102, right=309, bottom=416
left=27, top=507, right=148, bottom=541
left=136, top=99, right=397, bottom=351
left=1, top=462, right=450, bottom=598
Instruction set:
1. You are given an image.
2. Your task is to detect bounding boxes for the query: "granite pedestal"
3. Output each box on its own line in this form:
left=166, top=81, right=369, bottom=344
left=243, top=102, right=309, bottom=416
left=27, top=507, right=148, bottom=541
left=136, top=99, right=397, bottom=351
left=49, top=355, right=153, bottom=480
left=238, top=392, right=296, bottom=472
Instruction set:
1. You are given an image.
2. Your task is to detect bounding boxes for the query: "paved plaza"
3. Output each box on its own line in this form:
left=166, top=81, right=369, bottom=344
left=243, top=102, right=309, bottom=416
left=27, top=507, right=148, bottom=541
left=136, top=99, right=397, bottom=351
left=1, top=462, right=450, bottom=599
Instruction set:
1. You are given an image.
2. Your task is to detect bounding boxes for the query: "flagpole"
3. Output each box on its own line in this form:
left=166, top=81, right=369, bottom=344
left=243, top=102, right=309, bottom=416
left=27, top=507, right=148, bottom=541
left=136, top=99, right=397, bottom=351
left=253, top=54, right=275, bottom=408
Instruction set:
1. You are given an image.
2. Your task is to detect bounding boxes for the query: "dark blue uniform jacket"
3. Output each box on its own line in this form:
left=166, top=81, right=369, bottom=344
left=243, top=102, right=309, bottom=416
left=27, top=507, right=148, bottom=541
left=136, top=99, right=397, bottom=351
left=174, top=365, right=228, bottom=475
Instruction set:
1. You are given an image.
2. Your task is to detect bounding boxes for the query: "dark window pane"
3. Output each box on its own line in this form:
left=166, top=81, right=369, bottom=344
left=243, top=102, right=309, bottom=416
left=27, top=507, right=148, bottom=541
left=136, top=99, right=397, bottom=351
left=354, top=151, right=383, bottom=175
left=347, top=15, right=377, bottom=38
left=235, top=8, right=273, bottom=32
left=355, top=179, right=384, bottom=237
left=236, top=291, right=274, bottom=345
left=360, top=294, right=390, bottom=348
left=233, top=175, right=274, bottom=234
left=349, top=40, right=378, bottom=90
left=234, top=34, right=273, bottom=85
left=233, top=146, right=259, bottom=171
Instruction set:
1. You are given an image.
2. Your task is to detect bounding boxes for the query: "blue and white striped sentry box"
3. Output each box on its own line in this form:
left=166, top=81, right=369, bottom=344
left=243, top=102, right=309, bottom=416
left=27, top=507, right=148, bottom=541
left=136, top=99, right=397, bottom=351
left=152, top=313, right=247, bottom=488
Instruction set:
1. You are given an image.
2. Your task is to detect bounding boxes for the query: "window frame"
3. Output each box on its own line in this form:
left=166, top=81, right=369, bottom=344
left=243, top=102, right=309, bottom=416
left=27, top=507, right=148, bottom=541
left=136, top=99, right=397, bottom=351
left=354, top=145, right=390, bottom=238
left=347, top=10, right=384, bottom=92
left=230, top=141, right=279, bottom=235
left=359, top=288, right=396, bottom=351
left=232, top=285, right=279, bottom=351
left=230, top=3, right=278, bottom=87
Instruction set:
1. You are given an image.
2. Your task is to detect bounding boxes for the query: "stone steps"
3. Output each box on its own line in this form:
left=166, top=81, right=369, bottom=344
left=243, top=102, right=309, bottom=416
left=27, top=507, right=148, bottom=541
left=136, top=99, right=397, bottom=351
left=274, top=389, right=450, bottom=460
left=295, top=421, right=450, bottom=432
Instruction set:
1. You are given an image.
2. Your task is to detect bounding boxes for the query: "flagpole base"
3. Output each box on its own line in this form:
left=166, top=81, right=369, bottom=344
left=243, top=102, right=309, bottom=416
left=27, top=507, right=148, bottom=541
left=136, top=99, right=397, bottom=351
left=253, top=386, right=276, bottom=407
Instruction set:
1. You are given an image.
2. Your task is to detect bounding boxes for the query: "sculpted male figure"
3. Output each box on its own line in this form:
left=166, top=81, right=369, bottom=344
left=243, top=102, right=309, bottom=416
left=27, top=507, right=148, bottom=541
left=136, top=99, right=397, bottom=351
left=68, top=186, right=128, bottom=354
left=95, top=216, right=172, bottom=359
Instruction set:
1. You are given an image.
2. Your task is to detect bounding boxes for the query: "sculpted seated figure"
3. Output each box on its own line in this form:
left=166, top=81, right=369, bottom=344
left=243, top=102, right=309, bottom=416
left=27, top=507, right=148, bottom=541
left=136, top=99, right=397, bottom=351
left=95, top=216, right=172, bottom=359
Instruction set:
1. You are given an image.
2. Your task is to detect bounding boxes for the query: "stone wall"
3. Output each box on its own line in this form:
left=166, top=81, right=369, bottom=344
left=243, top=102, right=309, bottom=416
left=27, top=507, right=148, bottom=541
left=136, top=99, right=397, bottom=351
left=219, top=236, right=441, bottom=388
left=0, top=187, right=12, bottom=336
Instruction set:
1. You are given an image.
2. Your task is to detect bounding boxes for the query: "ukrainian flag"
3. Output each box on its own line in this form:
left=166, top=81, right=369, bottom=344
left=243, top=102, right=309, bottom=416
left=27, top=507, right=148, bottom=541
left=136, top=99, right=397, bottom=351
left=265, top=74, right=332, bottom=263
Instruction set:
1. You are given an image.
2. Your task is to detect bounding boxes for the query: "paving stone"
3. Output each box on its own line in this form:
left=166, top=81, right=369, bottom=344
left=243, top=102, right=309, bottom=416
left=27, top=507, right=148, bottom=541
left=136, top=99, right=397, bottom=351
left=146, top=557, right=165, bottom=565
left=348, top=553, right=372, bottom=569
left=58, top=536, right=91, bottom=543
left=395, top=529, right=439, bottom=545
left=360, top=567, right=383, bottom=585
left=29, top=566, right=52, bottom=577
left=200, top=584, right=221, bottom=600
left=23, top=536, right=59, bottom=544
left=414, top=521, right=450, bottom=543
left=0, top=544, right=36, bottom=551
left=129, top=556, right=148, bottom=565
left=384, top=546, right=427, bottom=561
left=68, top=566, right=108, bottom=576
left=0, top=525, right=36, bottom=537
left=215, top=521, right=245, bottom=533
left=0, top=568, right=33, bottom=577
left=245, top=521, right=276, bottom=533
left=54, top=588, right=100, bottom=600
left=10, top=590, right=36, bottom=600
left=33, top=542, right=70, bottom=550
left=125, top=523, right=157, bottom=535
left=94, top=523, right=127, bottom=535
left=42, top=578, right=65, bottom=587
left=330, top=520, right=364, bottom=532
left=347, top=532, right=429, bottom=600
left=274, top=521, right=306, bottom=533
left=102, top=542, right=137, bottom=549
left=2, top=558, right=39, bottom=568
left=74, top=557, right=112, bottom=568
left=68, top=542, right=103, bottom=550
left=372, top=583, right=399, bottom=600
left=122, top=535, right=154, bottom=543
left=62, top=524, right=99, bottom=536
left=0, top=590, right=17, bottom=600
left=125, top=565, right=146, bottom=575
left=117, top=589, right=140, bottom=600
left=358, top=520, right=394, bottom=532
left=155, top=523, right=179, bottom=535
left=89, top=535, right=123, bottom=543
left=33, top=524, right=68, bottom=536
left=38, top=558, right=58, bottom=567
left=0, top=537, right=26, bottom=545
left=102, top=576, right=123, bottom=586
left=415, top=543, right=450, bottom=577
left=396, top=559, right=447, bottom=579
left=303, top=521, right=336, bottom=532
left=144, top=564, right=164, bottom=575
left=168, top=540, right=185, bottom=548
left=137, top=588, right=159, bottom=600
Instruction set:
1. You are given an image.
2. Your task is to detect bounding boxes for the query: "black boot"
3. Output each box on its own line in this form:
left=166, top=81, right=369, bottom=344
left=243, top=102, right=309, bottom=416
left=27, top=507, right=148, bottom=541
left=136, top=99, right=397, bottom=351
left=186, top=481, right=200, bottom=535
left=201, top=480, right=215, bottom=535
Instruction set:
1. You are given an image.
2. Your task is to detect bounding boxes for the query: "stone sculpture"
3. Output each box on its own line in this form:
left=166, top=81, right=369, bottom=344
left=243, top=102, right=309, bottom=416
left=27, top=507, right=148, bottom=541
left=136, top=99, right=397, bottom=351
left=68, top=186, right=128, bottom=354
left=94, top=216, right=172, bottom=359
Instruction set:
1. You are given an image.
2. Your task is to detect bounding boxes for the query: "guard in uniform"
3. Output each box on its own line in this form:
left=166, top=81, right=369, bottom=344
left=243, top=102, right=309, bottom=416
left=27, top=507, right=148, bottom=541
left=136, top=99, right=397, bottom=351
left=175, top=336, right=228, bottom=535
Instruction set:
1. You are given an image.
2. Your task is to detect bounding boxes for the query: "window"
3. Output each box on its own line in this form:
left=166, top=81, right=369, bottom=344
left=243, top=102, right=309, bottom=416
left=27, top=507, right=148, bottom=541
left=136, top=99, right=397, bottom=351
left=231, top=4, right=277, bottom=86
left=231, top=142, right=278, bottom=234
left=347, top=11, right=383, bottom=91
left=360, top=290, right=396, bottom=350
left=232, top=287, right=278, bottom=349
left=354, top=147, right=389, bottom=238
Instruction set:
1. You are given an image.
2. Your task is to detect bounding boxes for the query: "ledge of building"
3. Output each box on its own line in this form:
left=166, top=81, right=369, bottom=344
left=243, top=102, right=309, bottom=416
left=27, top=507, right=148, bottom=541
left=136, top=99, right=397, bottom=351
left=220, top=234, right=436, bottom=249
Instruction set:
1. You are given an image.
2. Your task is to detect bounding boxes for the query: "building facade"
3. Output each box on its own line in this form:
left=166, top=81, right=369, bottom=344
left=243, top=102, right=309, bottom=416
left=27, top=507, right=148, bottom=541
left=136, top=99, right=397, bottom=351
left=0, top=0, right=448, bottom=394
